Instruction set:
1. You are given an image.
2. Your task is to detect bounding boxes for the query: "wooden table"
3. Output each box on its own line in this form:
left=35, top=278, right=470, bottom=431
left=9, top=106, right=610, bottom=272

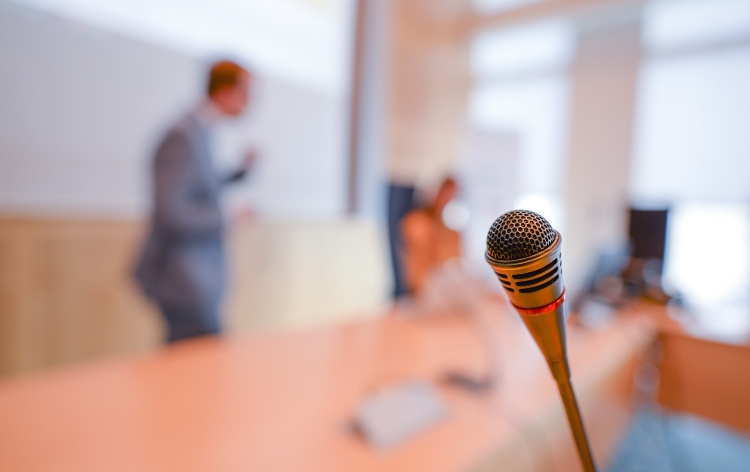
left=0, top=299, right=655, bottom=472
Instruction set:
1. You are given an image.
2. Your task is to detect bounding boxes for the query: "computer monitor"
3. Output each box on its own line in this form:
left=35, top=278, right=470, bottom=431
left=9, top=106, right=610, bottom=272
left=628, top=208, right=669, bottom=260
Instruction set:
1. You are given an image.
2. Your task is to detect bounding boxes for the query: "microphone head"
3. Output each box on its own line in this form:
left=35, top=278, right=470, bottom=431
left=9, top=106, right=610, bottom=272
left=485, top=210, right=564, bottom=309
left=486, top=210, right=556, bottom=262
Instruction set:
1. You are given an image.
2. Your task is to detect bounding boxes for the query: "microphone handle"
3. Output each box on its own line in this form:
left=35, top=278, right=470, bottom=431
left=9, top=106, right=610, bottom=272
left=556, top=376, right=597, bottom=472
left=517, top=302, right=597, bottom=471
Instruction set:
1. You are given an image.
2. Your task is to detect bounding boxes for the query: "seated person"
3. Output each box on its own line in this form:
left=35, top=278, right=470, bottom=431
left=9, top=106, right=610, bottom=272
left=400, top=178, right=461, bottom=295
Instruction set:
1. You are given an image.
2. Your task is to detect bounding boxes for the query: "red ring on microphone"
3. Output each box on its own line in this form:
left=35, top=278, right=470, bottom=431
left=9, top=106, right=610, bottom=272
left=512, top=289, right=566, bottom=316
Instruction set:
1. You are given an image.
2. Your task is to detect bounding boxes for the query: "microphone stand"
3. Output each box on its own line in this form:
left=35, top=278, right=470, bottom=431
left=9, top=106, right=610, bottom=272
left=521, top=301, right=597, bottom=472
left=485, top=212, right=596, bottom=472
left=556, top=375, right=597, bottom=472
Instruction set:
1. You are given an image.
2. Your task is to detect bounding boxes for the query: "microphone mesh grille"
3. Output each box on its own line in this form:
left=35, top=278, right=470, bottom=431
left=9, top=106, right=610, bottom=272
left=487, top=210, right=556, bottom=261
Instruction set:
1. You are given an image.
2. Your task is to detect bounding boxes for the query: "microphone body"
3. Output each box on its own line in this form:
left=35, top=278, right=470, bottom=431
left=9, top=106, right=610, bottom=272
left=485, top=210, right=597, bottom=472
left=485, top=231, right=569, bottom=380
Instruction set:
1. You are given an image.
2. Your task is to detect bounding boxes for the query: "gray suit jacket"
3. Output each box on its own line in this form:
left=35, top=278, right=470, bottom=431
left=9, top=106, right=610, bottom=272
left=134, top=112, right=242, bottom=309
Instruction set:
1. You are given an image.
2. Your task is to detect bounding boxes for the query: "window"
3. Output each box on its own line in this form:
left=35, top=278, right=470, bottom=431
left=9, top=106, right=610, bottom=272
left=631, top=0, right=750, bottom=339
left=463, top=18, right=574, bottom=270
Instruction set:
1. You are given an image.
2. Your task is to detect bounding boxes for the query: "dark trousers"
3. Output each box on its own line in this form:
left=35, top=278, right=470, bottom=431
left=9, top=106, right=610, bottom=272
left=158, top=302, right=220, bottom=343
left=387, top=183, right=416, bottom=299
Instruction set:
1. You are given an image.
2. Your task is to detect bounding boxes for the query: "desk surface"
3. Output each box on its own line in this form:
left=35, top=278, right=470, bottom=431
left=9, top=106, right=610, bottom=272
left=0, top=300, right=654, bottom=472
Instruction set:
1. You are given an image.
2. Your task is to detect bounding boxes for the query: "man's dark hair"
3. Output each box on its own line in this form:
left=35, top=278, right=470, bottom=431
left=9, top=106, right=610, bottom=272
left=207, top=60, right=248, bottom=97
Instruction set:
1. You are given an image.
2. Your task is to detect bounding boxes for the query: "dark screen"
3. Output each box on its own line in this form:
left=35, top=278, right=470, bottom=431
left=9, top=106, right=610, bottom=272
left=628, top=209, right=668, bottom=260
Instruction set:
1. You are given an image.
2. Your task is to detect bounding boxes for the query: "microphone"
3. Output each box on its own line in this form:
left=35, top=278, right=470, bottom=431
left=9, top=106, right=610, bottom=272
left=485, top=210, right=597, bottom=472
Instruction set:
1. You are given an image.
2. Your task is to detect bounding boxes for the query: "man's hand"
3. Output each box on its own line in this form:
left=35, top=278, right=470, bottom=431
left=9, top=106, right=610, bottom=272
left=224, top=148, right=258, bottom=184
left=242, top=148, right=258, bottom=173
left=230, top=203, right=256, bottom=227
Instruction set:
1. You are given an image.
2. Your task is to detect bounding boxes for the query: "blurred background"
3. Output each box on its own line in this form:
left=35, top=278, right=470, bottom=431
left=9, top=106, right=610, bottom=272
left=0, top=0, right=749, bottom=469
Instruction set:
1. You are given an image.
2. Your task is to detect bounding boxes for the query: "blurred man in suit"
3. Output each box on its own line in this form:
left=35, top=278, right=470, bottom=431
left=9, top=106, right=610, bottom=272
left=135, top=60, right=255, bottom=343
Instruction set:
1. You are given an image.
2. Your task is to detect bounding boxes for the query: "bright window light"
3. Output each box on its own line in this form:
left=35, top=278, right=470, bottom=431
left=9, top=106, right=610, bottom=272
left=442, top=200, right=471, bottom=231
left=10, top=0, right=354, bottom=91
left=630, top=47, right=750, bottom=202
left=463, top=17, right=572, bottom=279
left=643, top=0, right=750, bottom=52
left=514, top=193, right=563, bottom=232
left=471, top=19, right=576, bottom=77
left=469, top=76, right=571, bottom=198
left=465, top=74, right=571, bottom=273
left=664, top=202, right=750, bottom=341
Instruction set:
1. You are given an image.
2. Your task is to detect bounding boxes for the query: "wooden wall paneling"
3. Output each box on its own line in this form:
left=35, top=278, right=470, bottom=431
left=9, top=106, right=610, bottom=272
left=0, top=217, right=390, bottom=378
left=225, top=220, right=390, bottom=334
left=43, top=220, right=162, bottom=365
left=658, top=332, right=750, bottom=434
left=0, top=218, right=162, bottom=377
left=0, top=221, right=48, bottom=374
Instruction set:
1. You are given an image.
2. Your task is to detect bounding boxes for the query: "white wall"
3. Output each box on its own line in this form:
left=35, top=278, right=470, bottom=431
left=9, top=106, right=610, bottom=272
left=0, top=3, right=348, bottom=218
